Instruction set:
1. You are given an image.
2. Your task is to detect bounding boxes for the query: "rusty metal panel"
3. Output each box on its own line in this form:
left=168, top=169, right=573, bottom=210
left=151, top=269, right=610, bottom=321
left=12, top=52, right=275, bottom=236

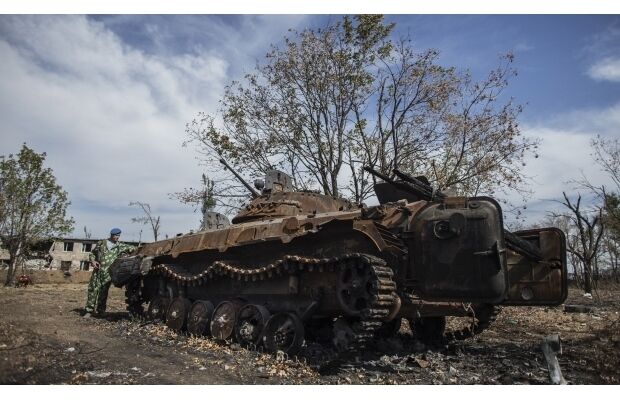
left=232, top=191, right=357, bottom=224
left=170, top=233, right=202, bottom=258
left=504, top=228, right=567, bottom=305
left=137, top=209, right=362, bottom=257
left=139, top=239, right=173, bottom=257
left=407, top=197, right=507, bottom=303
left=236, top=227, right=257, bottom=243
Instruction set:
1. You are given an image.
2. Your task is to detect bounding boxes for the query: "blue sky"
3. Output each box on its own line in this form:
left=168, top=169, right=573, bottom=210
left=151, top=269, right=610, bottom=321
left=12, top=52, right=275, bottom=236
left=1, top=14, right=619, bottom=240
left=393, top=15, right=620, bottom=119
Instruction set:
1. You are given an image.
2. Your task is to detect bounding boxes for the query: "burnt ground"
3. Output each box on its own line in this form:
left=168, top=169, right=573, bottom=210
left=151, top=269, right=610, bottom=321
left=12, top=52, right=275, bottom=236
left=0, top=283, right=618, bottom=385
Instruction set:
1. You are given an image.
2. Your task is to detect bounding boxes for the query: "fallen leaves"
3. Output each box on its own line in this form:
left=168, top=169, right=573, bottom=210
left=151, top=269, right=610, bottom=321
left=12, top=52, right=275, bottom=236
left=1, top=284, right=620, bottom=384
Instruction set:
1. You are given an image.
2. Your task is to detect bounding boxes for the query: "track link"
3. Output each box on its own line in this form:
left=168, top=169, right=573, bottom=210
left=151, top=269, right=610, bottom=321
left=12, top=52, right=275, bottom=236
left=345, top=255, right=395, bottom=350
left=147, top=253, right=396, bottom=352
left=444, top=304, right=502, bottom=341
left=124, top=277, right=144, bottom=318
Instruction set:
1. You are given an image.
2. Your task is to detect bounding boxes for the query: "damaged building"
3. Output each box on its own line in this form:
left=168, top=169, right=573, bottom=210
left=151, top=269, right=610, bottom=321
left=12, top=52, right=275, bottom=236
left=1, top=237, right=141, bottom=272
left=49, top=238, right=99, bottom=271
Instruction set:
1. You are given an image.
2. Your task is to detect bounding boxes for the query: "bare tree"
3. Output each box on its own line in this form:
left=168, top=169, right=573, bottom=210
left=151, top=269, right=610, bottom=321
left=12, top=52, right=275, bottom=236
left=603, top=236, right=619, bottom=283
left=592, top=136, right=620, bottom=244
left=591, top=135, right=620, bottom=189
left=129, top=201, right=160, bottom=242
left=186, top=16, right=393, bottom=200
left=544, top=214, right=584, bottom=286
left=551, top=192, right=605, bottom=294
left=570, top=136, right=620, bottom=283
left=349, top=42, right=458, bottom=202
left=357, top=47, right=537, bottom=202
left=578, top=136, right=620, bottom=225
left=186, top=16, right=538, bottom=209
left=170, top=173, right=249, bottom=221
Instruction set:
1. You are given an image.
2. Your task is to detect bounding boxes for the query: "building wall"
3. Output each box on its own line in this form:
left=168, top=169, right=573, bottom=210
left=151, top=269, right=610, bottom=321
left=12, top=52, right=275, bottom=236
left=49, top=239, right=98, bottom=271
left=1, top=238, right=142, bottom=272
left=0, top=247, right=9, bottom=266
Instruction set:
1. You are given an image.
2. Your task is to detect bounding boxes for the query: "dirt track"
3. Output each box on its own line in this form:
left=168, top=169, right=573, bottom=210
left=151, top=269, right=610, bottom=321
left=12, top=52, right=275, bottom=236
left=0, top=283, right=618, bottom=384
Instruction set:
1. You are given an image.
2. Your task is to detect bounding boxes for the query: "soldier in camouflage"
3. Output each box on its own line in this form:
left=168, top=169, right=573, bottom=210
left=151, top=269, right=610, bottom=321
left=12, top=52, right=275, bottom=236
left=84, top=228, right=136, bottom=318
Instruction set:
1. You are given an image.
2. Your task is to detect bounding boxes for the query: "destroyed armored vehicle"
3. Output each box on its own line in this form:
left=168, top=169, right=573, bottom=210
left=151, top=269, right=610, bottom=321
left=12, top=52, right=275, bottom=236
left=111, top=161, right=567, bottom=355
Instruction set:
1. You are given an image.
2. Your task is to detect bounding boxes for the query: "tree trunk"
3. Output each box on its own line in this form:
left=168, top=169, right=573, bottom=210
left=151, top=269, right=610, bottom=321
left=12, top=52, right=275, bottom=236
left=593, top=255, right=599, bottom=283
left=583, top=262, right=593, bottom=294
left=4, top=257, right=17, bottom=286
left=613, top=254, right=619, bottom=283
left=4, top=242, right=23, bottom=287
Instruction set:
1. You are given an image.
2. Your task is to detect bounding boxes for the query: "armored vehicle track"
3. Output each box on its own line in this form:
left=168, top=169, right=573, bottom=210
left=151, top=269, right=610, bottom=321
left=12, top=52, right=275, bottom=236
left=125, top=253, right=398, bottom=355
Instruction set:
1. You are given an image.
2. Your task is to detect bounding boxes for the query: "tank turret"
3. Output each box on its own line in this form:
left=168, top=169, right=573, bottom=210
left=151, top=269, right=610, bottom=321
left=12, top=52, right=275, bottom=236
left=221, top=163, right=356, bottom=223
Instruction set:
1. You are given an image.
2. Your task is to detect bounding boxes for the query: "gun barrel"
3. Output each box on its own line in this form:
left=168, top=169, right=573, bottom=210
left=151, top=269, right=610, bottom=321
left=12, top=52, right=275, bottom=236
left=393, top=169, right=445, bottom=200
left=504, top=230, right=543, bottom=261
left=219, top=158, right=261, bottom=198
left=363, top=166, right=394, bottom=184
left=364, top=166, right=439, bottom=201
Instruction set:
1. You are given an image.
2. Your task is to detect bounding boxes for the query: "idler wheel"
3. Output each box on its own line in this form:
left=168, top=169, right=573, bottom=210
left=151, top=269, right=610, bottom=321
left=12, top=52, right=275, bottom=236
left=187, top=300, right=214, bottom=337
left=336, top=259, right=376, bottom=316
left=165, top=297, right=192, bottom=332
left=147, top=296, right=170, bottom=322
left=262, top=312, right=305, bottom=355
left=210, top=301, right=241, bottom=341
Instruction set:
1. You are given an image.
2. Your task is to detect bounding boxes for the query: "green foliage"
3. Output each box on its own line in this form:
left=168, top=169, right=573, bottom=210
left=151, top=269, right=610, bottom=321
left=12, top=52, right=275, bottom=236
left=0, top=144, right=74, bottom=284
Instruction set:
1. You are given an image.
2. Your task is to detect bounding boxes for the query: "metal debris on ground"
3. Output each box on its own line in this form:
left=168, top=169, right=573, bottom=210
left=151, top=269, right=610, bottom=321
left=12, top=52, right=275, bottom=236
left=540, top=334, right=567, bottom=385
left=564, top=304, right=596, bottom=313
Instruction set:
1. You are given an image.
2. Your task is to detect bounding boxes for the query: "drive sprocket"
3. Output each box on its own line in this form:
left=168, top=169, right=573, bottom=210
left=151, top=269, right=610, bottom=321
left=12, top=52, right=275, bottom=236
left=124, top=278, right=144, bottom=319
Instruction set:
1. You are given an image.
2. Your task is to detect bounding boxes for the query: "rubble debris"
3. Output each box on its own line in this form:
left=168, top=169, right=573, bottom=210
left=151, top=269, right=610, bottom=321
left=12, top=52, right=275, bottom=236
left=564, top=304, right=595, bottom=313
left=415, top=358, right=429, bottom=368
left=540, top=334, right=566, bottom=385
left=86, top=371, right=112, bottom=378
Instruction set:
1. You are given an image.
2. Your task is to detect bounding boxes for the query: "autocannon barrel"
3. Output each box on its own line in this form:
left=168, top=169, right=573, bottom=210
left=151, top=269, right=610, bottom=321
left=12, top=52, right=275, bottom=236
left=219, top=158, right=261, bottom=198
left=363, top=166, right=443, bottom=201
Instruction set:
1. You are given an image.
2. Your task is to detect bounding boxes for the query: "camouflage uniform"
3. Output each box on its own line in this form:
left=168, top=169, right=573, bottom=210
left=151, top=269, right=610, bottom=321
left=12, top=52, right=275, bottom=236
left=85, top=239, right=136, bottom=314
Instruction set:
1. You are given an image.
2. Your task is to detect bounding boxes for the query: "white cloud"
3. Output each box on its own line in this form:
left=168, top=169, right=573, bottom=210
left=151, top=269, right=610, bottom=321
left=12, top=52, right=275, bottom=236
left=513, top=103, right=620, bottom=224
left=0, top=16, right=232, bottom=240
left=545, top=102, right=620, bottom=137
left=587, top=57, right=620, bottom=82
left=0, top=15, right=316, bottom=241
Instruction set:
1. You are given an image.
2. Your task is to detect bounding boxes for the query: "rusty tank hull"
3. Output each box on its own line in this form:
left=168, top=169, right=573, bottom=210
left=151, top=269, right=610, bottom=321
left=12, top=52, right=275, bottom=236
left=112, top=170, right=567, bottom=355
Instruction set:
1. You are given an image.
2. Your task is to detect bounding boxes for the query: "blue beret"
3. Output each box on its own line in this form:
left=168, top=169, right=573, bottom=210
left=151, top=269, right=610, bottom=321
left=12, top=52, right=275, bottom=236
left=110, top=228, right=122, bottom=235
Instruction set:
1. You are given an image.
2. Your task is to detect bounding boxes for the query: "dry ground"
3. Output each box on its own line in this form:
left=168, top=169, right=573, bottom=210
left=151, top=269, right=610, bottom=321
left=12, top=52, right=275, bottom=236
left=0, top=283, right=618, bottom=385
